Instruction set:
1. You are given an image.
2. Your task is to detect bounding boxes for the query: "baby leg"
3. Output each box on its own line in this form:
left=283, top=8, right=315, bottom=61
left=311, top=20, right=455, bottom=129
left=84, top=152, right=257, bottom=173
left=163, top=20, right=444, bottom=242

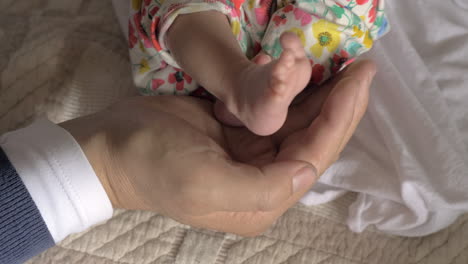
left=128, top=2, right=199, bottom=96
left=166, top=11, right=311, bottom=135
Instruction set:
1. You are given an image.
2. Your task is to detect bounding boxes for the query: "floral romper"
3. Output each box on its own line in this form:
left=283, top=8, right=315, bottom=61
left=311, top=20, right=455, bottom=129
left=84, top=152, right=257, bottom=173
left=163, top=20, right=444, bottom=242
left=128, top=0, right=389, bottom=96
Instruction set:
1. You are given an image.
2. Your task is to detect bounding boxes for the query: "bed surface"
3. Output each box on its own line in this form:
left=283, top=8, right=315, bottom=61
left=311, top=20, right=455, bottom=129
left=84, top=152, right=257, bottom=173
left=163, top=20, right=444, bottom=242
left=1, top=0, right=468, bottom=263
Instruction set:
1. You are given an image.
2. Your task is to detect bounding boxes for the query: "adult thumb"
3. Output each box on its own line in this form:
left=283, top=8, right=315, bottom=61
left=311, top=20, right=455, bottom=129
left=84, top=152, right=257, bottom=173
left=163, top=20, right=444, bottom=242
left=220, top=160, right=317, bottom=212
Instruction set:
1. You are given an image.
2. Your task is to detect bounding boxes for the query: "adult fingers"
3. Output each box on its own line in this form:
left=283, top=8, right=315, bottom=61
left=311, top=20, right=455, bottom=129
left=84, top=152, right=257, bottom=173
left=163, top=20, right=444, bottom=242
left=274, top=60, right=376, bottom=144
left=267, top=78, right=366, bottom=221
left=197, top=158, right=317, bottom=213
left=276, top=75, right=366, bottom=175
left=321, top=60, right=376, bottom=97
left=336, top=64, right=375, bottom=153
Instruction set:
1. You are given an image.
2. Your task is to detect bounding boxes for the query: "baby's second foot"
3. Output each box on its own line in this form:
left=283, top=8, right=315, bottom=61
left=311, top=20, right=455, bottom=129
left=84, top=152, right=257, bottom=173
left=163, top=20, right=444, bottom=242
left=216, top=32, right=312, bottom=136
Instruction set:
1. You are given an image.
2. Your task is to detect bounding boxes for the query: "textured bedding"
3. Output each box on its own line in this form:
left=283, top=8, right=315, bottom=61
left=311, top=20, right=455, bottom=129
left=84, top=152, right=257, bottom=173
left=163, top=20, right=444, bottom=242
left=1, top=0, right=468, bottom=263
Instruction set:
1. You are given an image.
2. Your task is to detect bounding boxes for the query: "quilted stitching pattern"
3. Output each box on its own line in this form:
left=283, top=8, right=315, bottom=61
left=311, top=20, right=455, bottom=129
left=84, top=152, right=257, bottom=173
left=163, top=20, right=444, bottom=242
left=1, top=0, right=468, bottom=263
left=23, top=205, right=468, bottom=264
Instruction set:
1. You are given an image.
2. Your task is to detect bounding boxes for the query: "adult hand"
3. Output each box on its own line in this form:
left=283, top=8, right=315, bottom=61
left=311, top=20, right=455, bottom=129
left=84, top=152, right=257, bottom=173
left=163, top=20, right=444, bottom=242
left=60, top=60, right=375, bottom=236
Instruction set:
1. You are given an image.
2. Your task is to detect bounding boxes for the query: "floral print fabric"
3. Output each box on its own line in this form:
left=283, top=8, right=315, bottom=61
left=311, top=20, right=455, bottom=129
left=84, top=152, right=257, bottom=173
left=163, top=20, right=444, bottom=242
left=129, top=0, right=389, bottom=95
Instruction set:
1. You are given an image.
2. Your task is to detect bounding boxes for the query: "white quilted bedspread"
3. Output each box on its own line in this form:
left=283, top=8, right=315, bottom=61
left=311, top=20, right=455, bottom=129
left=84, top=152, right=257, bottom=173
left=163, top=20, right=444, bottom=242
left=1, top=0, right=467, bottom=263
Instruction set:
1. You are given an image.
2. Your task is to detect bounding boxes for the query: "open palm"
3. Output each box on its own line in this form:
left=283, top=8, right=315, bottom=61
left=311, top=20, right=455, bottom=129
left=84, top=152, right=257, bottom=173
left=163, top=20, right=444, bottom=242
left=71, top=60, right=375, bottom=236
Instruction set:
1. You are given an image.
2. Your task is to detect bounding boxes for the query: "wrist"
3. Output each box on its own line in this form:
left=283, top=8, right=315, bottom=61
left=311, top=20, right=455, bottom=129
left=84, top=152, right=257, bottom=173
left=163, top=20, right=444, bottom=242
left=59, top=117, right=120, bottom=209
left=2, top=118, right=114, bottom=242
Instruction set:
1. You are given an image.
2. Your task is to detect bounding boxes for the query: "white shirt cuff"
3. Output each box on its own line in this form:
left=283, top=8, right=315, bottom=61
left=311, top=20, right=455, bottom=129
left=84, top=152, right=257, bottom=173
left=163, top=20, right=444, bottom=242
left=0, top=118, right=113, bottom=243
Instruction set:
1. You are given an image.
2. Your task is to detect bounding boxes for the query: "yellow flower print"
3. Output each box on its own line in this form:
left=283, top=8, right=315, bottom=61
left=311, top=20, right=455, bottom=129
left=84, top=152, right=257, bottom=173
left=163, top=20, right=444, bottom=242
left=139, top=41, right=146, bottom=53
left=132, top=0, right=142, bottom=10
left=352, top=25, right=364, bottom=38
left=139, top=58, right=150, bottom=74
left=360, top=15, right=366, bottom=24
left=363, top=31, right=373, bottom=49
left=288, top=28, right=306, bottom=47
left=352, top=26, right=373, bottom=49
left=231, top=20, right=240, bottom=36
left=248, top=0, right=255, bottom=10
left=310, top=20, right=341, bottom=58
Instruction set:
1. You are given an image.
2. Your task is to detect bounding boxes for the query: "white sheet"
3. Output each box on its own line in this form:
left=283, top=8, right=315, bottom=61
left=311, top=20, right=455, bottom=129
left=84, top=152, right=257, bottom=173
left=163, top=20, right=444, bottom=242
left=302, top=0, right=468, bottom=236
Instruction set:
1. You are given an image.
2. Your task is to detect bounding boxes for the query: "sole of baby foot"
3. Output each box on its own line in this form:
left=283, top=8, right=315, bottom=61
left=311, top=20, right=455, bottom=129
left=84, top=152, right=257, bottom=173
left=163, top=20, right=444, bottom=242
left=231, top=32, right=312, bottom=136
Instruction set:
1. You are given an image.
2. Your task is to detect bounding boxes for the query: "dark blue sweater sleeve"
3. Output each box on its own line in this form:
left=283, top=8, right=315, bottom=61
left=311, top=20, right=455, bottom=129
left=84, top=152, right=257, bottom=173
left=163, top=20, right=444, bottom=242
left=0, top=147, right=54, bottom=264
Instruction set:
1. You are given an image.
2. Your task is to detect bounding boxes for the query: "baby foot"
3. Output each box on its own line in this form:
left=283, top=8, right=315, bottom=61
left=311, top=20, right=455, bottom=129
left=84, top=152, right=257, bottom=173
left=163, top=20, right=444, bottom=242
left=216, top=32, right=312, bottom=136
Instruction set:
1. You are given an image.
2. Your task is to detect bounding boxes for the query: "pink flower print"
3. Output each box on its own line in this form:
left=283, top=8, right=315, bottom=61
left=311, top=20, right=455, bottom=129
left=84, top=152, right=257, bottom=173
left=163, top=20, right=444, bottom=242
left=160, top=60, right=168, bottom=68
left=259, top=0, right=273, bottom=9
left=255, top=7, right=269, bottom=25
left=232, top=0, right=245, bottom=10
left=253, top=42, right=262, bottom=55
left=149, top=6, right=159, bottom=17
left=272, top=14, right=287, bottom=26
left=144, top=0, right=151, bottom=5
left=254, top=0, right=273, bottom=25
left=369, top=0, right=378, bottom=23
left=311, top=63, right=325, bottom=84
left=356, top=0, right=369, bottom=4
left=293, top=8, right=312, bottom=26
left=133, top=12, right=153, bottom=48
left=344, top=58, right=355, bottom=67
left=168, top=70, right=192, bottom=91
left=283, top=4, right=294, bottom=13
left=230, top=8, right=240, bottom=18
left=133, top=12, right=141, bottom=28
left=331, top=50, right=350, bottom=74
left=152, top=79, right=165, bottom=90
left=128, top=22, right=138, bottom=49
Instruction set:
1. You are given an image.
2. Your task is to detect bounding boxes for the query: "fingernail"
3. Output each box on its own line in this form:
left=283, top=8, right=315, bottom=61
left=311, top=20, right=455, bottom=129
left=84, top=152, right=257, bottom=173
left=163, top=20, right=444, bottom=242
left=292, top=165, right=317, bottom=193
